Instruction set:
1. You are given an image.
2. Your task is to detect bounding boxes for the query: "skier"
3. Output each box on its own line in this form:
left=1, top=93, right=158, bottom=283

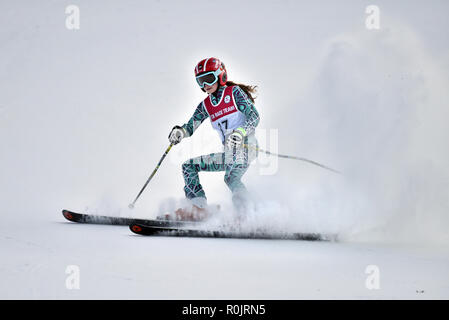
left=167, top=57, right=260, bottom=221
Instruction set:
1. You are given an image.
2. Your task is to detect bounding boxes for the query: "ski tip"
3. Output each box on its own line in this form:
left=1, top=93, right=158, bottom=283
left=62, top=209, right=75, bottom=222
left=130, top=224, right=143, bottom=234
left=130, top=223, right=154, bottom=235
left=129, top=223, right=163, bottom=236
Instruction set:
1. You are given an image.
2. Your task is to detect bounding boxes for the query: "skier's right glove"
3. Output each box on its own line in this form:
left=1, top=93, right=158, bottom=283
left=168, top=125, right=186, bottom=145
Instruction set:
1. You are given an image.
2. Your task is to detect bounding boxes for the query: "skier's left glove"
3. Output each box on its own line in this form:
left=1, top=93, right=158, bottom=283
left=226, top=128, right=246, bottom=149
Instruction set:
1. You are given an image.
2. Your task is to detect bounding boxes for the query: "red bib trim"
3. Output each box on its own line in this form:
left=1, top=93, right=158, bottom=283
left=203, top=86, right=237, bottom=122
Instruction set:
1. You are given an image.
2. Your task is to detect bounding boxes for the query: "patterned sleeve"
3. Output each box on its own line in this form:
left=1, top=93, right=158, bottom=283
left=182, top=101, right=210, bottom=137
left=232, top=86, right=260, bottom=136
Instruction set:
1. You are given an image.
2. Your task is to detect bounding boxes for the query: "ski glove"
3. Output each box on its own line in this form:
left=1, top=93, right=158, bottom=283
left=226, top=128, right=246, bottom=149
left=168, top=125, right=186, bottom=145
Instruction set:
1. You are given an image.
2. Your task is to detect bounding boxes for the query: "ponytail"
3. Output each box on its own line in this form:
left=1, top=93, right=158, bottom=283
left=225, top=81, right=258, bottom=103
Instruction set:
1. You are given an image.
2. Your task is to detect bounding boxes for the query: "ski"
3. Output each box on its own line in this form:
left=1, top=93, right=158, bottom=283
left=62, top=209, right=198, bottom=228
left=129, top=223, right=337, bottom=241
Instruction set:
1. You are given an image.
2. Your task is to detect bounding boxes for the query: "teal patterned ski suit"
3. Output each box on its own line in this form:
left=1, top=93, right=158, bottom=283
left=181, top=85, right=260, bottom=210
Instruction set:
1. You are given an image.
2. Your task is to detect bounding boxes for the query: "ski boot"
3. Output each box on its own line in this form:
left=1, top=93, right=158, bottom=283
left=158, top=204, right=220, bottom=222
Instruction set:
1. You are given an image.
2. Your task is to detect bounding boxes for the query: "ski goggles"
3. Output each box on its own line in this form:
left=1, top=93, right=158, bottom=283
left=196, top=69, right=221, bottom=88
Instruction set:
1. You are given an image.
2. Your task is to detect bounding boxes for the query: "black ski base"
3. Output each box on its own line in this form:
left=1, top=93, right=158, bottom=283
left=62, top=209, right=198, bottom=228
left=129, top=223, right=336, bottom=241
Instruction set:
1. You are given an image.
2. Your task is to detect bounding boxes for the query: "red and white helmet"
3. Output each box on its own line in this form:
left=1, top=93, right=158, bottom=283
left=194, top=57, right=227, bottom=86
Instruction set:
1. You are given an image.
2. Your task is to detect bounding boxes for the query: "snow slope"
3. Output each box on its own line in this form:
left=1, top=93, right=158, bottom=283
left=2, top=218, right=449, bottom=299
left=1, top=0, right=448, bottom=299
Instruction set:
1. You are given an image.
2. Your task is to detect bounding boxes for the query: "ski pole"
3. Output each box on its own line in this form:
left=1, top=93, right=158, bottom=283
left=243, top=144, right=342, bottom=174
left=128, top=143, right=174, bottom=209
